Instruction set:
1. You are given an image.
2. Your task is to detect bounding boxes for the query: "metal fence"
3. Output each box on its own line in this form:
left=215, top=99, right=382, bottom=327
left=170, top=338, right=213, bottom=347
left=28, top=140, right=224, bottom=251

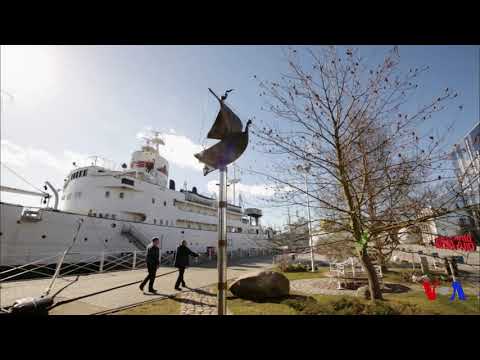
left=0, top=247, right=278, bottom=283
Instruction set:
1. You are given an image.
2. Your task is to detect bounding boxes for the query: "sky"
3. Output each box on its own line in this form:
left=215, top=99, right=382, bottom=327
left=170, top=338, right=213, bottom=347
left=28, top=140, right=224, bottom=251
left=1, top=45, right=478, bottom=229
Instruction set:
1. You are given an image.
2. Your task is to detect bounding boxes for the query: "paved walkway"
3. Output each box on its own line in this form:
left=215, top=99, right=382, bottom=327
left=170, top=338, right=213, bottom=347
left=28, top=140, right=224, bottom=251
left=0, top=256, right=274, bottom=315
left=291, top=278, right=359, bottom=296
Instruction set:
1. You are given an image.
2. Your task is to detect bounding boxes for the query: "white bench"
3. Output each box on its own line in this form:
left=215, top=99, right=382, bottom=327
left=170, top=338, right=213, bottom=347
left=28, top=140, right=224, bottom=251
left=329, top=258, right=383, bottom=290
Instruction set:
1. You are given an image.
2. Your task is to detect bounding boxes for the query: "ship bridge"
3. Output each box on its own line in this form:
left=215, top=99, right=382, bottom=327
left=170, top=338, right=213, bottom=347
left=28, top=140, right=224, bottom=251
left=244, top=208, right=262, bottom=227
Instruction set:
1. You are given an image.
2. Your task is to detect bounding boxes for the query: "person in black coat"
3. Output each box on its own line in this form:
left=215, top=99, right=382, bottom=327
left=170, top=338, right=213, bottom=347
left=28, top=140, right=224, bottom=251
left=174, top=240, right=199, bottom=290
left=140, top=237, right=160, bottom=293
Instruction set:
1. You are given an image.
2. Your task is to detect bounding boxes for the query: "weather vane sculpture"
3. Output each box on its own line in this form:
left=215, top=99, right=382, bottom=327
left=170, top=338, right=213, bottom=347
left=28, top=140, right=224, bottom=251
left=194, top=88, right=252, bottom=315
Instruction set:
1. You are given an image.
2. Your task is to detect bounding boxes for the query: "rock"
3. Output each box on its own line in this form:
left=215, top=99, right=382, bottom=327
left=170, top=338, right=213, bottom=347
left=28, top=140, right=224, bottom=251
left=356, top=285, right=371, bottom=299
left=229, top=270, right=290, bottom=300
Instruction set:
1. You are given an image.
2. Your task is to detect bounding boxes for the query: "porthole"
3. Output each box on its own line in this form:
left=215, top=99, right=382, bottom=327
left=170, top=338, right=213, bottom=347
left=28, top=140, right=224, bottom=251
left=105, top=191, right=110, bottom=198
left=119, top=192, right=124, bottom=199
left=111, top=223, right=116, bottom=228
left=84, top=238, right=88, bottom=241
left=0, top=232, right=2, bottom=236
left=152, top=198, right=155, bottom=204
left=105, top=239, right=108, bottom=243
left=41, top=235, right=46, bottom=239
left=164, top=201, right=167, bottom=206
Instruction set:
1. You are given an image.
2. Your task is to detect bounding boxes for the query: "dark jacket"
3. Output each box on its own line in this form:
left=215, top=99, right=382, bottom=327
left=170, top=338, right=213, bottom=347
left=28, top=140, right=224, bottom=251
left=174, top=245, right=198, bottom=268
left=146, top=243, right=160, bottom=267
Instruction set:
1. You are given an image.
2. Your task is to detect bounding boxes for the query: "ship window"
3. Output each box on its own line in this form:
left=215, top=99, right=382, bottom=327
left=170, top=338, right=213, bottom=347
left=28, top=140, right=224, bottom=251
left=99, top=213, right=103, bottom=218
left=154, top=219, right=157, bottom=224
left=119, top=192, right=124, bottom=199
left=83, top=170, right=88, bottom=176
left=84, top=237, right=88, bottom=241
left=164, top=201, right=167, bottom=206
left=105, top=191, right=110, bottom=198
left=256, top=230, right=259, bottom=234
left=152, top=198, right=155, bottom=204
left=160, top=219, right=163, bottom=225
left=166, top=220, right=169, bottom=226
left=121, top=178, right=135, bottom=186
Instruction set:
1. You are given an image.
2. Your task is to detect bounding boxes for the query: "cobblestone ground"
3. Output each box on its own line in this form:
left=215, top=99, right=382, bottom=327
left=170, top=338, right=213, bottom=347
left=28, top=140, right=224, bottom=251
left=178, top=287, right=232, bottom=315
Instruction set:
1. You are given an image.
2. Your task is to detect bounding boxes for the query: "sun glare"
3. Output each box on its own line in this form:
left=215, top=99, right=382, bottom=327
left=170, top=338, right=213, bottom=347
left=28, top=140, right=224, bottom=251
left=1, top=45, right=58, bottom=96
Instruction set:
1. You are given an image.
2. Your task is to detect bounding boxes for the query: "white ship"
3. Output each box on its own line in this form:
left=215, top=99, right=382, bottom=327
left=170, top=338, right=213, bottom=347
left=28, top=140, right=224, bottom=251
left=0, top=132, right=273, bottom=267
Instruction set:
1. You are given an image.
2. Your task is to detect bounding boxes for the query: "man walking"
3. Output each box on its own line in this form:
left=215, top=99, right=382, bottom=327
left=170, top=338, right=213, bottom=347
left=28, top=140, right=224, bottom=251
left=174, top=240, right=199, bottom=290
left=140, top=237, right=160, bottom=293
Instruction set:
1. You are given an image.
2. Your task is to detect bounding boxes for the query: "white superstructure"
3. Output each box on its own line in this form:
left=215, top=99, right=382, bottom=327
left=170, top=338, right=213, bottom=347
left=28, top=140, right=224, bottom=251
left=0, top=134, right=272, bottom=266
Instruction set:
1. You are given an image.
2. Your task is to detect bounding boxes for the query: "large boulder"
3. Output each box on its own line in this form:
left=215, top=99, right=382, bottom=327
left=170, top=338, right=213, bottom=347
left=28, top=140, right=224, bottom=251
left=229, top=270, right=290, bottom=300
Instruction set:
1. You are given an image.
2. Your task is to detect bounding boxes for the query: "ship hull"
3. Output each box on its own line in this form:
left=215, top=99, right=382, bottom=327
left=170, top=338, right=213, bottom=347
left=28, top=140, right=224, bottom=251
left=0, top=202, right=270, bottom=267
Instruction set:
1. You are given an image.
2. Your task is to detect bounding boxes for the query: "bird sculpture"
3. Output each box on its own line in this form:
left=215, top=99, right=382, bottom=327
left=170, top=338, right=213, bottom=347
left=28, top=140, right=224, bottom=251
left=195, top=120, right=252, bottom=176
left=194, top=88, right=251, bottom=176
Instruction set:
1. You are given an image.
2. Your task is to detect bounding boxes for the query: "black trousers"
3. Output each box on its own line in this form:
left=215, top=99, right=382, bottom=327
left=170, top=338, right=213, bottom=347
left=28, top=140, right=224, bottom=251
left=141, top=264, right=157, bottom=290
left=175, top=267, right=186, bottom=288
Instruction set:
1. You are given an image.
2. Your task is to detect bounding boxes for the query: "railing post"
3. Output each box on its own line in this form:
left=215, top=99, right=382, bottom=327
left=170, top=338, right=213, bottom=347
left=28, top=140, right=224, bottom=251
left=99, top=251, right=105, bottom=273
left=132, top=250, right=137, bottom=269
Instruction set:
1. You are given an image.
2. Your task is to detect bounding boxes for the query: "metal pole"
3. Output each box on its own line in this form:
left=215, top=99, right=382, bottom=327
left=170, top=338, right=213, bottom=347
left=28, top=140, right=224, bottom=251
left=304, top=172, right=315, bottom=272
left=233, top=165, right=236, bottom=206
left=217, top=166, right=227, bottom=315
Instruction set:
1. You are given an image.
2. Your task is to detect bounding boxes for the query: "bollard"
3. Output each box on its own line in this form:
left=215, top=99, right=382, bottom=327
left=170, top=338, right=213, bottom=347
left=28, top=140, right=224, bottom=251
left=99, top=251, right=105, bottom=273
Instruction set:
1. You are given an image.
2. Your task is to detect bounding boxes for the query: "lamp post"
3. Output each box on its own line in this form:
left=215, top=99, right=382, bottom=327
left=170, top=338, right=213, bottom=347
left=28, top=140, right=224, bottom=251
left=296, top=164, right=315, bottom=272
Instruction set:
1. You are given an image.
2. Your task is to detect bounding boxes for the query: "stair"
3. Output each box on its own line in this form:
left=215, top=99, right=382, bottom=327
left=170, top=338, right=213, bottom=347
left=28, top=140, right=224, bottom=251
left=121, top=225, right=148, bottom=251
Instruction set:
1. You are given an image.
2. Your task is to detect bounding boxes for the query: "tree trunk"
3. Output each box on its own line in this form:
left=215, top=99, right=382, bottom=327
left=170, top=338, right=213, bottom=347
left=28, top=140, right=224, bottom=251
left=376, top=250, right=389, bottom=273
left=358, top=250, right=383, bottom=301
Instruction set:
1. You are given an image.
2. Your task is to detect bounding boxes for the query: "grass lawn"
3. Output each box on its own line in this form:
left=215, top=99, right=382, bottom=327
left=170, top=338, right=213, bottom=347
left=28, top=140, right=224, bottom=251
left=115, top=297, right=181, bottom=315
left=382, top=291, right=480, bottom=315
left=223, top=268, right=480, bottom=315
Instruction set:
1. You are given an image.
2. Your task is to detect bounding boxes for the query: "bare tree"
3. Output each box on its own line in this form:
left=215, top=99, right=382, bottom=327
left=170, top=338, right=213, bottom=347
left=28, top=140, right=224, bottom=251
left=251, top=46, right=465, bottom=301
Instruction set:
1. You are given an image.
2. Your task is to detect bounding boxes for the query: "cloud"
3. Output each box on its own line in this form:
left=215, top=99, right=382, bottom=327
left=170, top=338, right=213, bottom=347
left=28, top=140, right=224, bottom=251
left=1, top=139, right=89, bottom=175
left=161, top=134, right=204, bottom=171
left=136, top=127, right=204, bottom=171
left=207, top=180, right=277, bottom=202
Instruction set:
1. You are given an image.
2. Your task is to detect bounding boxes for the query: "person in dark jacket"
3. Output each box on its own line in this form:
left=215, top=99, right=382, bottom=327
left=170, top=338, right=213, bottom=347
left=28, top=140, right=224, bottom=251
left=174, top=240, right=199, bottom=290
left=140, top=237, right=160, bottom=293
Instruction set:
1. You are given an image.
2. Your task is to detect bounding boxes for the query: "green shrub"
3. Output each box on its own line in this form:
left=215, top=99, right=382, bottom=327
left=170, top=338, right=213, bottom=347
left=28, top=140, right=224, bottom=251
left=283, top=296, right=327, bottom=314
left=282, top=296, right=420, bottom=315
left=283, top=263, right=309, bottom=272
